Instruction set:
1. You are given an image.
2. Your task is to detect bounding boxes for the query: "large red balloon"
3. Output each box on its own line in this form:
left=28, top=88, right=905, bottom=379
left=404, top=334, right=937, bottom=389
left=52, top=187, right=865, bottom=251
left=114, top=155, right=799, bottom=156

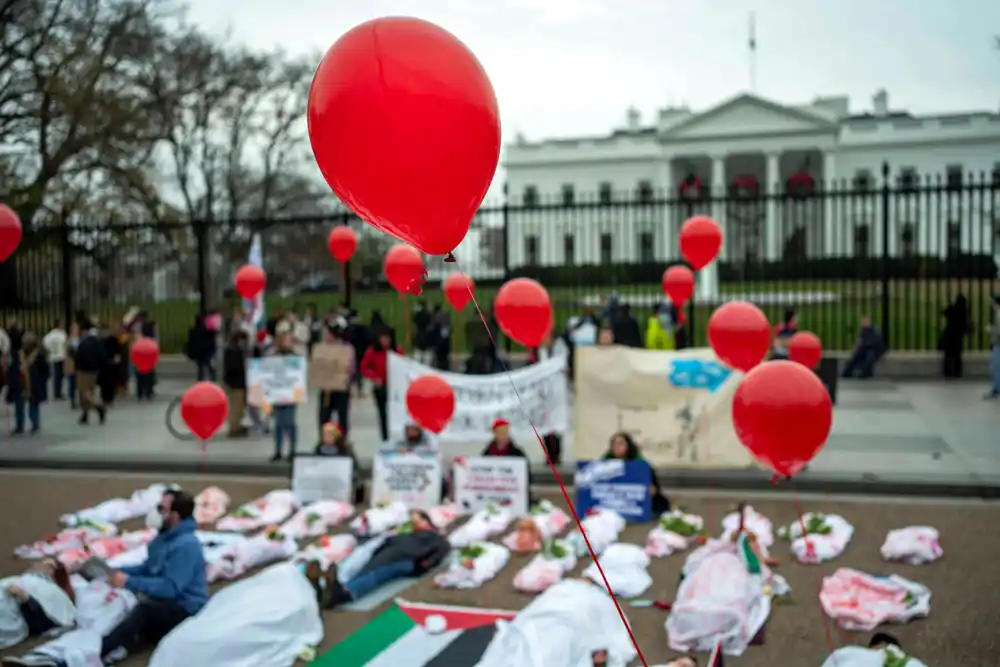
left=308, top=17, right=501, bottom=256
left=494, top=278, right=553, bottom=348
left=788, top=331, right=823, bottom=370
left=384, top=244, right=426, bottom=295
left=679, top=216, right=723, bottom=270
left=662, top=265, right=695, bottom=307
left=130, top=338, right=160, bottom=373
left=328, top=226, right=357, bottom=263
left=707, top=301, right=771, bottom=372
left=406, top=375, right=456, bottom=434
left=443, top=273, right=475, bottom=311
left=0, top=204, right=22, bottom=262
left=234, top=265, right=266, bottom=300
left=732, top=360, right=832, bottom=477
left=180, top=382, right=229, bottom=440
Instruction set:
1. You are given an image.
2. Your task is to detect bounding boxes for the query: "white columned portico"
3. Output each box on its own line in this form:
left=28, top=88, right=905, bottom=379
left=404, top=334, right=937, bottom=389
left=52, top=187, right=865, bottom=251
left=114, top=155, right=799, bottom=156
left=697, top=155, right=725, bottom=302
left=765, top=152, right=780, bottom=260
left=658, top=159, right=674, bottom=260
left=823, top=151, right=837, bottom=255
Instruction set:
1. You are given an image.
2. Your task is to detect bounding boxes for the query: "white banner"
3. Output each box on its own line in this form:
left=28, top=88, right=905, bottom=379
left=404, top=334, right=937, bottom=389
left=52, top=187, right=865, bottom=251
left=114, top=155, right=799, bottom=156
left=387, top=352, right=568, bottom=442
left=292, top=456, right=353, bottom=503
left=452, top=456, right=529, bottom=516
left=247, top=356, right=308, bottom=408
left=371, top=453, right=443, bottom=509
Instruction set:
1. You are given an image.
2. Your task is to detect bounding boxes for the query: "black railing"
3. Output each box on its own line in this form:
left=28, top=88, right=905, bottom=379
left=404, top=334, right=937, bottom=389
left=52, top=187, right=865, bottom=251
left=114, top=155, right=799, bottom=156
left=2, top=165, right=998, bottom=354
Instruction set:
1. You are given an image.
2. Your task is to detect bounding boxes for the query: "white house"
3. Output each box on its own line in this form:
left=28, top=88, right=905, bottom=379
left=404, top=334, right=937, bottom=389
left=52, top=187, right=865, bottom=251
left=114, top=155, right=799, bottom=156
left=503, top=90, right=1000, bottom=270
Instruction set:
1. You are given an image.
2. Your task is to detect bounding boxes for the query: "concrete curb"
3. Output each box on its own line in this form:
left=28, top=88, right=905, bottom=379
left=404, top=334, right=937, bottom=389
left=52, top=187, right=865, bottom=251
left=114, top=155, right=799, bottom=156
left=4, top=457, right=996, bottom=500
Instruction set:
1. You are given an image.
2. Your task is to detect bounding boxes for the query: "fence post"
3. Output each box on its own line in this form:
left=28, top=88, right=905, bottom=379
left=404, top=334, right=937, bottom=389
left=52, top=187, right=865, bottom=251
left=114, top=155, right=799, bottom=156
left=59, top=216, right=73, bottom=328
left=880, top=161, right=891, bottom=347
left=194, top=217, right=209, bottom=315
left=501, top=182, right=512, bottom=353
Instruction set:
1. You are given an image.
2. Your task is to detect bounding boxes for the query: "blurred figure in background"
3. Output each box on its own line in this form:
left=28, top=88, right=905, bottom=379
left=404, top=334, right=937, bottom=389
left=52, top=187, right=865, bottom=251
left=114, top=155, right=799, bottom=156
left=412, top=300, right=433, bottom=365
left=939, top=294, right=970, bottom=379
left=986, top=295, right=1000, bottom=399
left=842, top=315, right=885, bottom=379
left=186, top=315, right=217, bottom=381
left=64, top=322, right=80, bottom=409
left=611, top=304, right=642, bottom=348
left=42, top=320, right=67, bottom=400
left=771, top=308, right=798, bottom=360
left=429, top=304, right=451, bottom=370
left=6, top=332, right=49, bottom=434
left=645, top=304, right=676, bottom=351
left=223, top=331, right=249, bottom=438
left=361, top=328, right=402, bottom=442
left=269, top=332, right=300, bottom=462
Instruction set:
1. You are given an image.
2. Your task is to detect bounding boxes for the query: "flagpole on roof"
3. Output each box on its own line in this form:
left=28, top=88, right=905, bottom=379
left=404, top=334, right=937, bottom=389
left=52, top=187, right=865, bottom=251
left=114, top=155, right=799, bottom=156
left=748, top=12, right=757, bottom=94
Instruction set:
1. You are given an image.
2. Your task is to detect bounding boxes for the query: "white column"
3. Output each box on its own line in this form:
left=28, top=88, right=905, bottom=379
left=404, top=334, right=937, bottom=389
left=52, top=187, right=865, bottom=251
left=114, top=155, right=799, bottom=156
left=696, top=155, right=725, bottom=303
left=823, top=151, right=837, bottom=255
left=658, top=159, right=674, bottom=260
left=765, top=152, right=780, bottom=260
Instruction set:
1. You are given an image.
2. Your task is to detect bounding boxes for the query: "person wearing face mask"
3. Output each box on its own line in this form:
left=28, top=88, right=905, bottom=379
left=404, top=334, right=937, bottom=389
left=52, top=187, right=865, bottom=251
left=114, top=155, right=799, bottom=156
left=98, top=489, right=207, bottom=663
left=645, top=304, right=677, bottom=351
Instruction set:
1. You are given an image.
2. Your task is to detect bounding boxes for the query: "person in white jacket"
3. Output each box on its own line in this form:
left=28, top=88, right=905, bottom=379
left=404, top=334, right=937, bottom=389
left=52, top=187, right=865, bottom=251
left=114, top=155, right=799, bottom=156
left=42, top=321, right=67, bottom=400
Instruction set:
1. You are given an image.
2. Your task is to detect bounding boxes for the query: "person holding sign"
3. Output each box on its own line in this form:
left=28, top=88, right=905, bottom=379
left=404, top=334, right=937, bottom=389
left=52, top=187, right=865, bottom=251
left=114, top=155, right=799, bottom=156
left=482, top=419, right=534, bottom=501
left=269, top=332, right=301, bottom=462
left=602, top=433, right=672, bottom=515
left=314, top=422, right=365, bottom=504
left=311, top=321, right=355, bottom=438
left=388, top=421, right=438, bottom=455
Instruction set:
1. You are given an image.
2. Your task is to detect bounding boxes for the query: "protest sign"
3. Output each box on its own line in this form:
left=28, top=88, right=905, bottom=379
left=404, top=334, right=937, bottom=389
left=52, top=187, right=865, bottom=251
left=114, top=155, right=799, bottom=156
left=387, top=352, right=567, bottom=442
left=309, top=343, right=353, bottom=391
left=291, top=455, right=354, bottom=503
left=452, top=456, right=529, bottom=516
left=371, top=453, right=443, bottom=509
left=247, top=356, right=308, bottom=408
left=574, top=346, right=754, bottom=468
left=575, top=459, right=652, bottom=522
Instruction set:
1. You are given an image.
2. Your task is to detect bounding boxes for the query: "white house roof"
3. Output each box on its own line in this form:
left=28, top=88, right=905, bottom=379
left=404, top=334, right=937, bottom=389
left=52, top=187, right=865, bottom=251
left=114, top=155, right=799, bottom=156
left=658, top=93, right=838, bottom=140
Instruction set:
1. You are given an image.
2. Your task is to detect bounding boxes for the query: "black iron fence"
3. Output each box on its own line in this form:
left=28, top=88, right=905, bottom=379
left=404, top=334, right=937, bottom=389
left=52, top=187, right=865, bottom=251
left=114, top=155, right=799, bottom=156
left=2, top=164, right=998, bottom=354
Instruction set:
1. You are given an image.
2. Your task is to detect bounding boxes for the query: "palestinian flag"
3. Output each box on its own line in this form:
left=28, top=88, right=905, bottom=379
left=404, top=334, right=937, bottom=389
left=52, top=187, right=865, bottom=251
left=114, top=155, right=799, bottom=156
left=313, top=599, right=515, bottom=667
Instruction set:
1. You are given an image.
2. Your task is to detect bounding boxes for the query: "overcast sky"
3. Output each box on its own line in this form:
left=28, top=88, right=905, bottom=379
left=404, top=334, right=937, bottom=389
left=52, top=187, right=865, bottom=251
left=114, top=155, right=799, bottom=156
left=187, top=0, right=1000, bottom=143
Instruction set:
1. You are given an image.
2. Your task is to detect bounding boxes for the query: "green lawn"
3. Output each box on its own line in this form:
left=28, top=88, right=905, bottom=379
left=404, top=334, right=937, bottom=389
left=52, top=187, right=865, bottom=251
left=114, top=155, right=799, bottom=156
left=11, top=279, right=997, bottom=354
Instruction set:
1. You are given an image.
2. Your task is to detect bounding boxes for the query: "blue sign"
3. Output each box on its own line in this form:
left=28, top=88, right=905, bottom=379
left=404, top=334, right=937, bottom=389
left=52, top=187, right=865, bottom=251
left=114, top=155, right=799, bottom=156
left=668, top=359, right=732, bottom=393
left=575, top=459, right=652, bottom=523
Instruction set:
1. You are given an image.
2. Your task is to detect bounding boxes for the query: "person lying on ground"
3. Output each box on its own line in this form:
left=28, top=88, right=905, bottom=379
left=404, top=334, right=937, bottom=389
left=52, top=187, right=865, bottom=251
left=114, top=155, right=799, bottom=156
left=95, top=489, right=208, bottom=663
left=731, top=502, right=779, bottom=568
left=820, top=631, right=926, bottom=667
left=602, top=431, right=671, bottom=515
left=0, top=558, right=76, bottom=649
left=317, top=510, right=450, bottom=609
left=314, top=422, right=365, bottom=504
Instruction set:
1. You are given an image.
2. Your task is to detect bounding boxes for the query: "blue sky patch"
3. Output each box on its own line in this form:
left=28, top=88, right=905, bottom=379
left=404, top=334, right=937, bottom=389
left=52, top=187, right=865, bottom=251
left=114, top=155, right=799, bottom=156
left=668, top=360, right=732, bottom=392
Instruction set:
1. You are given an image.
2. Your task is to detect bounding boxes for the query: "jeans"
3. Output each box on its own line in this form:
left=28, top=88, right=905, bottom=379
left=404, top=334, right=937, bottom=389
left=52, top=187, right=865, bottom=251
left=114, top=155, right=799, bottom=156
left=51, top=360, right=64, bottom=399
left=13, top=400, right=40, bottom=431
left=990, top=345, right=1000, bottom=394
left=345, top=560, right=416, bottom=601
left=842, top=346, right=878, bottom=378
left=272, top=404, right=298, bottom=456
left=100, top=598, right=190, bottom=659
left=67, top=374, right=77, bottom=409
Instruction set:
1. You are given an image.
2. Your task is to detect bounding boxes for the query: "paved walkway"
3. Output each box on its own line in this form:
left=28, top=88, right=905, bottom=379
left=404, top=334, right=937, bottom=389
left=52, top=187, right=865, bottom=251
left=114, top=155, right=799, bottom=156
left=1, top=378, right=997, bottom=496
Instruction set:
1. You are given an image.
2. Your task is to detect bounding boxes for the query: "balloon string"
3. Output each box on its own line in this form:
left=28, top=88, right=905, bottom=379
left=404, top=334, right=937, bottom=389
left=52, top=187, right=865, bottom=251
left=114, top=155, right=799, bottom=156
left=458, top=271, right=650, bottom=667
left=789, top=484, right=839, bottom=660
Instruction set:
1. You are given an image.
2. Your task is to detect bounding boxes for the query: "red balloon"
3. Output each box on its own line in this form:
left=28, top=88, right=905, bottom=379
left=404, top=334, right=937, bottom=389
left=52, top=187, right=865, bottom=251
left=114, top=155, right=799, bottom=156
left=308, top=17, right=501, bottom=256
left=662, top=265, right=695, bottom=307
left=406, top=375, right=456, bottom=434
left=443, top=273, right=475, bottom=310
left=234, top=265, right=266, bottom=300
left=384, top=244, right=426, bottom=295
left=328, top=226, right=357, bottom=263
left=708, top=301, right=771, bottom=372
left=0, top=204, right=23, bottom=262
left=732, top=360, right=832, bottom=477
left=130, top=338, right=160, bottom=373
left=788, top=331, right=823, bottom=370
left=494, top=278, right=553, bottom=348
left=180, top=382, right=229, bottom=441
left=679, top=216, right=723, bottom=270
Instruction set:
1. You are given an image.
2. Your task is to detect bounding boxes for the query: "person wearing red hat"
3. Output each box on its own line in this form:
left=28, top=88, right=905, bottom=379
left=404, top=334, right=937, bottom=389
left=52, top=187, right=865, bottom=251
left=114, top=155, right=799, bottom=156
left=482, top=418, right=527, bottom=458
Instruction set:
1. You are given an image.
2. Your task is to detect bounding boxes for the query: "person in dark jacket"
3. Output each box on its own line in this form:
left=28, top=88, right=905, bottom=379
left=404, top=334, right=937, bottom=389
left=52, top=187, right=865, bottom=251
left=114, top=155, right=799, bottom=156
left=222, top=331, right=248, bottom=437
left=6, top=332, right=49, bottom=435
left=482, top=418, right=528, bottom=458
left=322, top=510, right=449, bottom=609
left=186, top=315, right=217, bottom=381
left=315, top=422, right=365, bottom=504
left=98, top=326, right=123, bottom=407
left=939, top=294, right=970, bottom=378
left=611, top=304, right=643, bottom=348
left=100, top=489, right=208, bottom=662
left=842, top=315, right=885, bottom=379
left=602, top=432, right=671, bottom=515
left=74, top=323, right=107, bottom=425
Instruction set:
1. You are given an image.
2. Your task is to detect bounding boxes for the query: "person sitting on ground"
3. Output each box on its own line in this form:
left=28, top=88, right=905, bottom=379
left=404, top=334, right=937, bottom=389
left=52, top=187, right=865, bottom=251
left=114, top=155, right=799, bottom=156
left=0, top=558, right=76, bottom=649
left=388, top=421, right=438, bottom=455
left=319, top=510, right=450, bottom=609
left=315, top=422, right=365, bottom=504
left=482, top=418, right=527, bottom=458
left=98, top=489, right=208, bottom=663
left=841, top=315, right=885, bottom=379
left=601, top=432, right=671, bottom=515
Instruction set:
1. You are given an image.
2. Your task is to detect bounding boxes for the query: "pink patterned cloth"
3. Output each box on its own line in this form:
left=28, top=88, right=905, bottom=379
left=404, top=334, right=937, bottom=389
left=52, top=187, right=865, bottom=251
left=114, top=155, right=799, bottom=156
left=819, top=568, right=930, bottom=631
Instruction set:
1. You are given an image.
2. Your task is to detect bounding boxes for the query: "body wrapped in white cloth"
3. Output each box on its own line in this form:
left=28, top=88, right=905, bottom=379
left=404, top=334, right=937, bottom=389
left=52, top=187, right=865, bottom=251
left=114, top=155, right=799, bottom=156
left=207, top=529, right=298, bottom=582
left=819, top=568, right=931, bottom=631
left=0, top=571, right=77, bottom=650
left=778, top=513, right=854, bottom=564
left=880, top=526, right=943, bottom=565
left=194, top=486, right=231, bottom=525
left=293, top=534, right=358, bottom=569
left=583, top=543, right=652, bottom=598
left=216, top=490, right=299, bottom=533
left=512, top=540, right=577, bottom=593
left=434, top=542, right=510, bottom=589
left=721, top=505, right=774, bottom=549
left=473, top=579, right=638, bottom=667
left=426, top=503, right=465, bottom=531
left=821, top=645, right=928, bottom=667
left=57, top=529, right=157, bottom=570
left=449, top=504, right=514, bottom=547
left=565, top=508, right=625, bottom=557
left=502, top=501, right=571, bottom=552
left=60, top=483, right=176, bottom=527
left=279, top=501, right=355, bottom=539
left=15, top=522, right=117, bottom=559
left=349, top=502, right=409, bottom=537
left=645, top=510, right=704, bottom=558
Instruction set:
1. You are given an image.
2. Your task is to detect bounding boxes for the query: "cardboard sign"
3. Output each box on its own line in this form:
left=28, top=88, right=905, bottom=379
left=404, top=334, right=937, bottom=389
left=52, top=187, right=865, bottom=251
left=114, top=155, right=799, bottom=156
left=309, top=343, right=353, bottom=391
left=575, top=459, right=652, bottom=522
left=292, top=455, right=354, bottom=503
left=452, top=456, right=529, bottom=516
left=371, top=453, right=442, bottom=509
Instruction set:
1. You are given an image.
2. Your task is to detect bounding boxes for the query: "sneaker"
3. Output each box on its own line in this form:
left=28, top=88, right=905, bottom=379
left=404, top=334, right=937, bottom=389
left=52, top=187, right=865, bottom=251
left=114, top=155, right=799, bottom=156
left=98, top=408, right=106, bottom=425
left=269, top=453, right=283, bottom=463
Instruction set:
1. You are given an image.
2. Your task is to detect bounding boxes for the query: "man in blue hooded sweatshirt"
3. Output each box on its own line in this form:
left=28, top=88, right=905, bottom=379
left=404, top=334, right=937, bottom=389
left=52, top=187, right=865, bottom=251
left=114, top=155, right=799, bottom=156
left=100, top=489, right=208, bottom=662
